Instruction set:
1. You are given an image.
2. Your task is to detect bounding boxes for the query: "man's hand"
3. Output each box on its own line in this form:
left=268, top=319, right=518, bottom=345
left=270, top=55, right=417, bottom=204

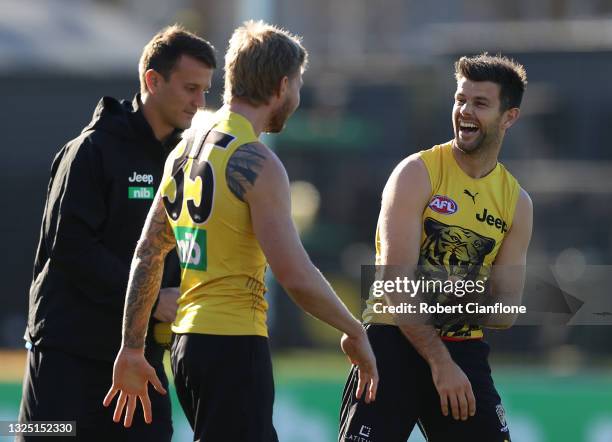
left=340, top=331, right=378, bottom=404
left=430, top=358, right=476, bottom=421
left=102, top=347, right=167, bottom=427
left=152, top=287, right=180, bottom=322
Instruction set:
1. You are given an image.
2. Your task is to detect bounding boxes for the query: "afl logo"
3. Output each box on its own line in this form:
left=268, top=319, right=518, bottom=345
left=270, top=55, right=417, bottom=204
left=428, top=195, right=458, bottom=215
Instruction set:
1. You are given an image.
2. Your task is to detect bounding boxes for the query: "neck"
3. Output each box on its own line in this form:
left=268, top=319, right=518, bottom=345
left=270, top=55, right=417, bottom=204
left=228, top=99, right=270, bottom=137
left=141, top=93, right=174, bottom=142
left=451, top=139, right=501, bottom=179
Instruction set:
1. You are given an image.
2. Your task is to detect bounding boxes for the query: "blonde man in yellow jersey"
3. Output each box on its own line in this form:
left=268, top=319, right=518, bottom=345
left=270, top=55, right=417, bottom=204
left=339, top=54, right=533, bottom=442
left=103, top=21, right=378, bottom=442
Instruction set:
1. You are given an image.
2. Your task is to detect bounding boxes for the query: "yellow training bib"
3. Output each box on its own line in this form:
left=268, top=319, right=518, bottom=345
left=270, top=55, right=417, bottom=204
left=160, top=108, right=268, bottom=337
left=363, top=141, right=521, bottom=338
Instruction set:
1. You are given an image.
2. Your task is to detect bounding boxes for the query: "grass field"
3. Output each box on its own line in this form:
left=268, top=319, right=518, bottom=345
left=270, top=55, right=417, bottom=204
left=2, top=350, right=612, bottom=441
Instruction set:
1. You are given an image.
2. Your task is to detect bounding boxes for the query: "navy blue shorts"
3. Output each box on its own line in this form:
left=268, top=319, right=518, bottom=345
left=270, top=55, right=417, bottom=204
left=171, top=333, right=278, bottom=442
left=18, top=345, right=172, bottom=442
left=339, top=324, right=511, bottom=442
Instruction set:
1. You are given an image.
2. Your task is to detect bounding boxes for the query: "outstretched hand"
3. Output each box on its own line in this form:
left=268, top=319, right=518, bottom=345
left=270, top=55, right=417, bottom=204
left=341, top=331, right=378, bottom=403
left=102, top=347, right=167, bottom=427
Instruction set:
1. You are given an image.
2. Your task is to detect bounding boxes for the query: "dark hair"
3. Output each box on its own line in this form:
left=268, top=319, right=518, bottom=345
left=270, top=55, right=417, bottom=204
left=224, top=20, right=308, bottom=106
left=139, top=24, right=216, bottom=93
left=454, top=53, right=527, bottom=110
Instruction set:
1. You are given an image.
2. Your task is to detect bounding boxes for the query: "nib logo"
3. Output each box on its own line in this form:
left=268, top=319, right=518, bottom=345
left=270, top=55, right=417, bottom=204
left=174, top=227, right=207, bottom=271
left=128, top=186, right=154, bottom=200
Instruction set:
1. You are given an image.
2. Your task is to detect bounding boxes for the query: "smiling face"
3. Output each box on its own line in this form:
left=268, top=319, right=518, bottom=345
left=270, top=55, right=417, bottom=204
left=452, top=77, right=514, bottom=155
left=149, top=54, right=214, bottom=131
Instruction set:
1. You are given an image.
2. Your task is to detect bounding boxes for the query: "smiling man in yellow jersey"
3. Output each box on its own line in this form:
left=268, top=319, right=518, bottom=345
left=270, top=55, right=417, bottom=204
left=339, top=54, right=533, bottom=442
left=103, top=20, right=378, bottom=442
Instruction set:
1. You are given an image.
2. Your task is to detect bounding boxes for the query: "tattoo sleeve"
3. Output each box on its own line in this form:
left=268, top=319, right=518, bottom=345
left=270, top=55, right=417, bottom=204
left=226, top=143, right=267, bottom=201
left=122, top=193, right=176, bottom=349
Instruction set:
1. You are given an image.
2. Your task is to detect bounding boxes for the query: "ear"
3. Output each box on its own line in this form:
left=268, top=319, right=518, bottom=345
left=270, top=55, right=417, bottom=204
left=276, top=76, right=289, bottom=98
left=501, top=107, right=520, bottom=130
left=144, top=69, right=163, bottom=95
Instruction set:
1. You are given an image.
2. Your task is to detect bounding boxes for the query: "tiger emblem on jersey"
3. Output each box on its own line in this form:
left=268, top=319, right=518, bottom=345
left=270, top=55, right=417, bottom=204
left=418, top=217, right=495, bottom=280
left=417, top=217, right=496, bottom=336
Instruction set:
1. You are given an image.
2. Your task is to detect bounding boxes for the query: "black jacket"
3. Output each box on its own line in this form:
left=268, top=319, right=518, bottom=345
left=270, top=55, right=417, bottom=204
left=26, top=95, right=181, bottom=363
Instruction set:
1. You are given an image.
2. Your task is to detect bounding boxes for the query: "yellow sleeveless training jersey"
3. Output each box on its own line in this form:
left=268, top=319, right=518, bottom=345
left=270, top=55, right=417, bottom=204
left=363, top=141, right=521, bottom=339
left=160, top=108, right=268, bottom=336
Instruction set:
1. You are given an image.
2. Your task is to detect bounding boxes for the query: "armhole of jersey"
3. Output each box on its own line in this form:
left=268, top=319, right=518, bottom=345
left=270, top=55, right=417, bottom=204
left=418, top=149, right=439, bottom=196
left=506, top=178, right=521, bottom=232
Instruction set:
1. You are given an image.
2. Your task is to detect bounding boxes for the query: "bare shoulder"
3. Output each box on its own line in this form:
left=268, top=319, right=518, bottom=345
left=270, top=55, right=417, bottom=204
left=513, top=187, right=533, bottom=226
left=517, top=187, right=533, bottom=212
left=383, top=152, right=430, bottom=201
left=507, top=187, right=533, bottom=243
left=226, top=141, right=287, bottom=201
left=392, top=152, right=427, bottom=178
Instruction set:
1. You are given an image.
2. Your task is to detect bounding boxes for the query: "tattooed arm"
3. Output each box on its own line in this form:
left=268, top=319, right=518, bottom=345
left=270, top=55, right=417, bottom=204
left=103, top=190, right=174, bottom=427
left=227, top=141, right=364, bottom=332
left=226, top=142, right=266, bottom=201
left=227, top=141, right=378, bottom=403
left=122, top=191, right=177, bottom=348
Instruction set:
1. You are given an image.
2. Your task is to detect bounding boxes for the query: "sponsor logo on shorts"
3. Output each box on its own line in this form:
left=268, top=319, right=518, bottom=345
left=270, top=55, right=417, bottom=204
left=496, top=404, right=509, bottom=432
left=344, top=435, right=370, bottom=442
left=428, top=195, right=458, bottom=215
left=174, top=226, right=207, bottom=271
left=128, top=186, right=154, bottom=199
left=344, top=425, right=372, bottom=441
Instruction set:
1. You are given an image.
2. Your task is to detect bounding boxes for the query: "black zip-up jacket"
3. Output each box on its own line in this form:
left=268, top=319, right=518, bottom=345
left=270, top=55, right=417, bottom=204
left=26, top=94, right=181, bottom=363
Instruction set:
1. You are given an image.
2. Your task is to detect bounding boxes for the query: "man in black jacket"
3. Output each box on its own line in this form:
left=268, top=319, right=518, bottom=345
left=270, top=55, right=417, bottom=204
left=18, top=25, right=216, bottom=442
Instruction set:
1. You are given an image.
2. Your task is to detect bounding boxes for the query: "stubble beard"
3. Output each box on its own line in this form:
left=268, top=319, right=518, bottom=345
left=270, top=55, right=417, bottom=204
left=265, top=97, right=293, bottom=133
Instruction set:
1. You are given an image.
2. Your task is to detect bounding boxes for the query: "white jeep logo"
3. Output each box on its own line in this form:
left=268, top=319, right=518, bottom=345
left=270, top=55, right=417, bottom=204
left=128, top=171, right=154, bottom=185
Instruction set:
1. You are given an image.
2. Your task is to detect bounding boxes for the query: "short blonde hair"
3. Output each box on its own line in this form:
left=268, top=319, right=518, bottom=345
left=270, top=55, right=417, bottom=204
left=224, top=20, right=308, bottom=106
